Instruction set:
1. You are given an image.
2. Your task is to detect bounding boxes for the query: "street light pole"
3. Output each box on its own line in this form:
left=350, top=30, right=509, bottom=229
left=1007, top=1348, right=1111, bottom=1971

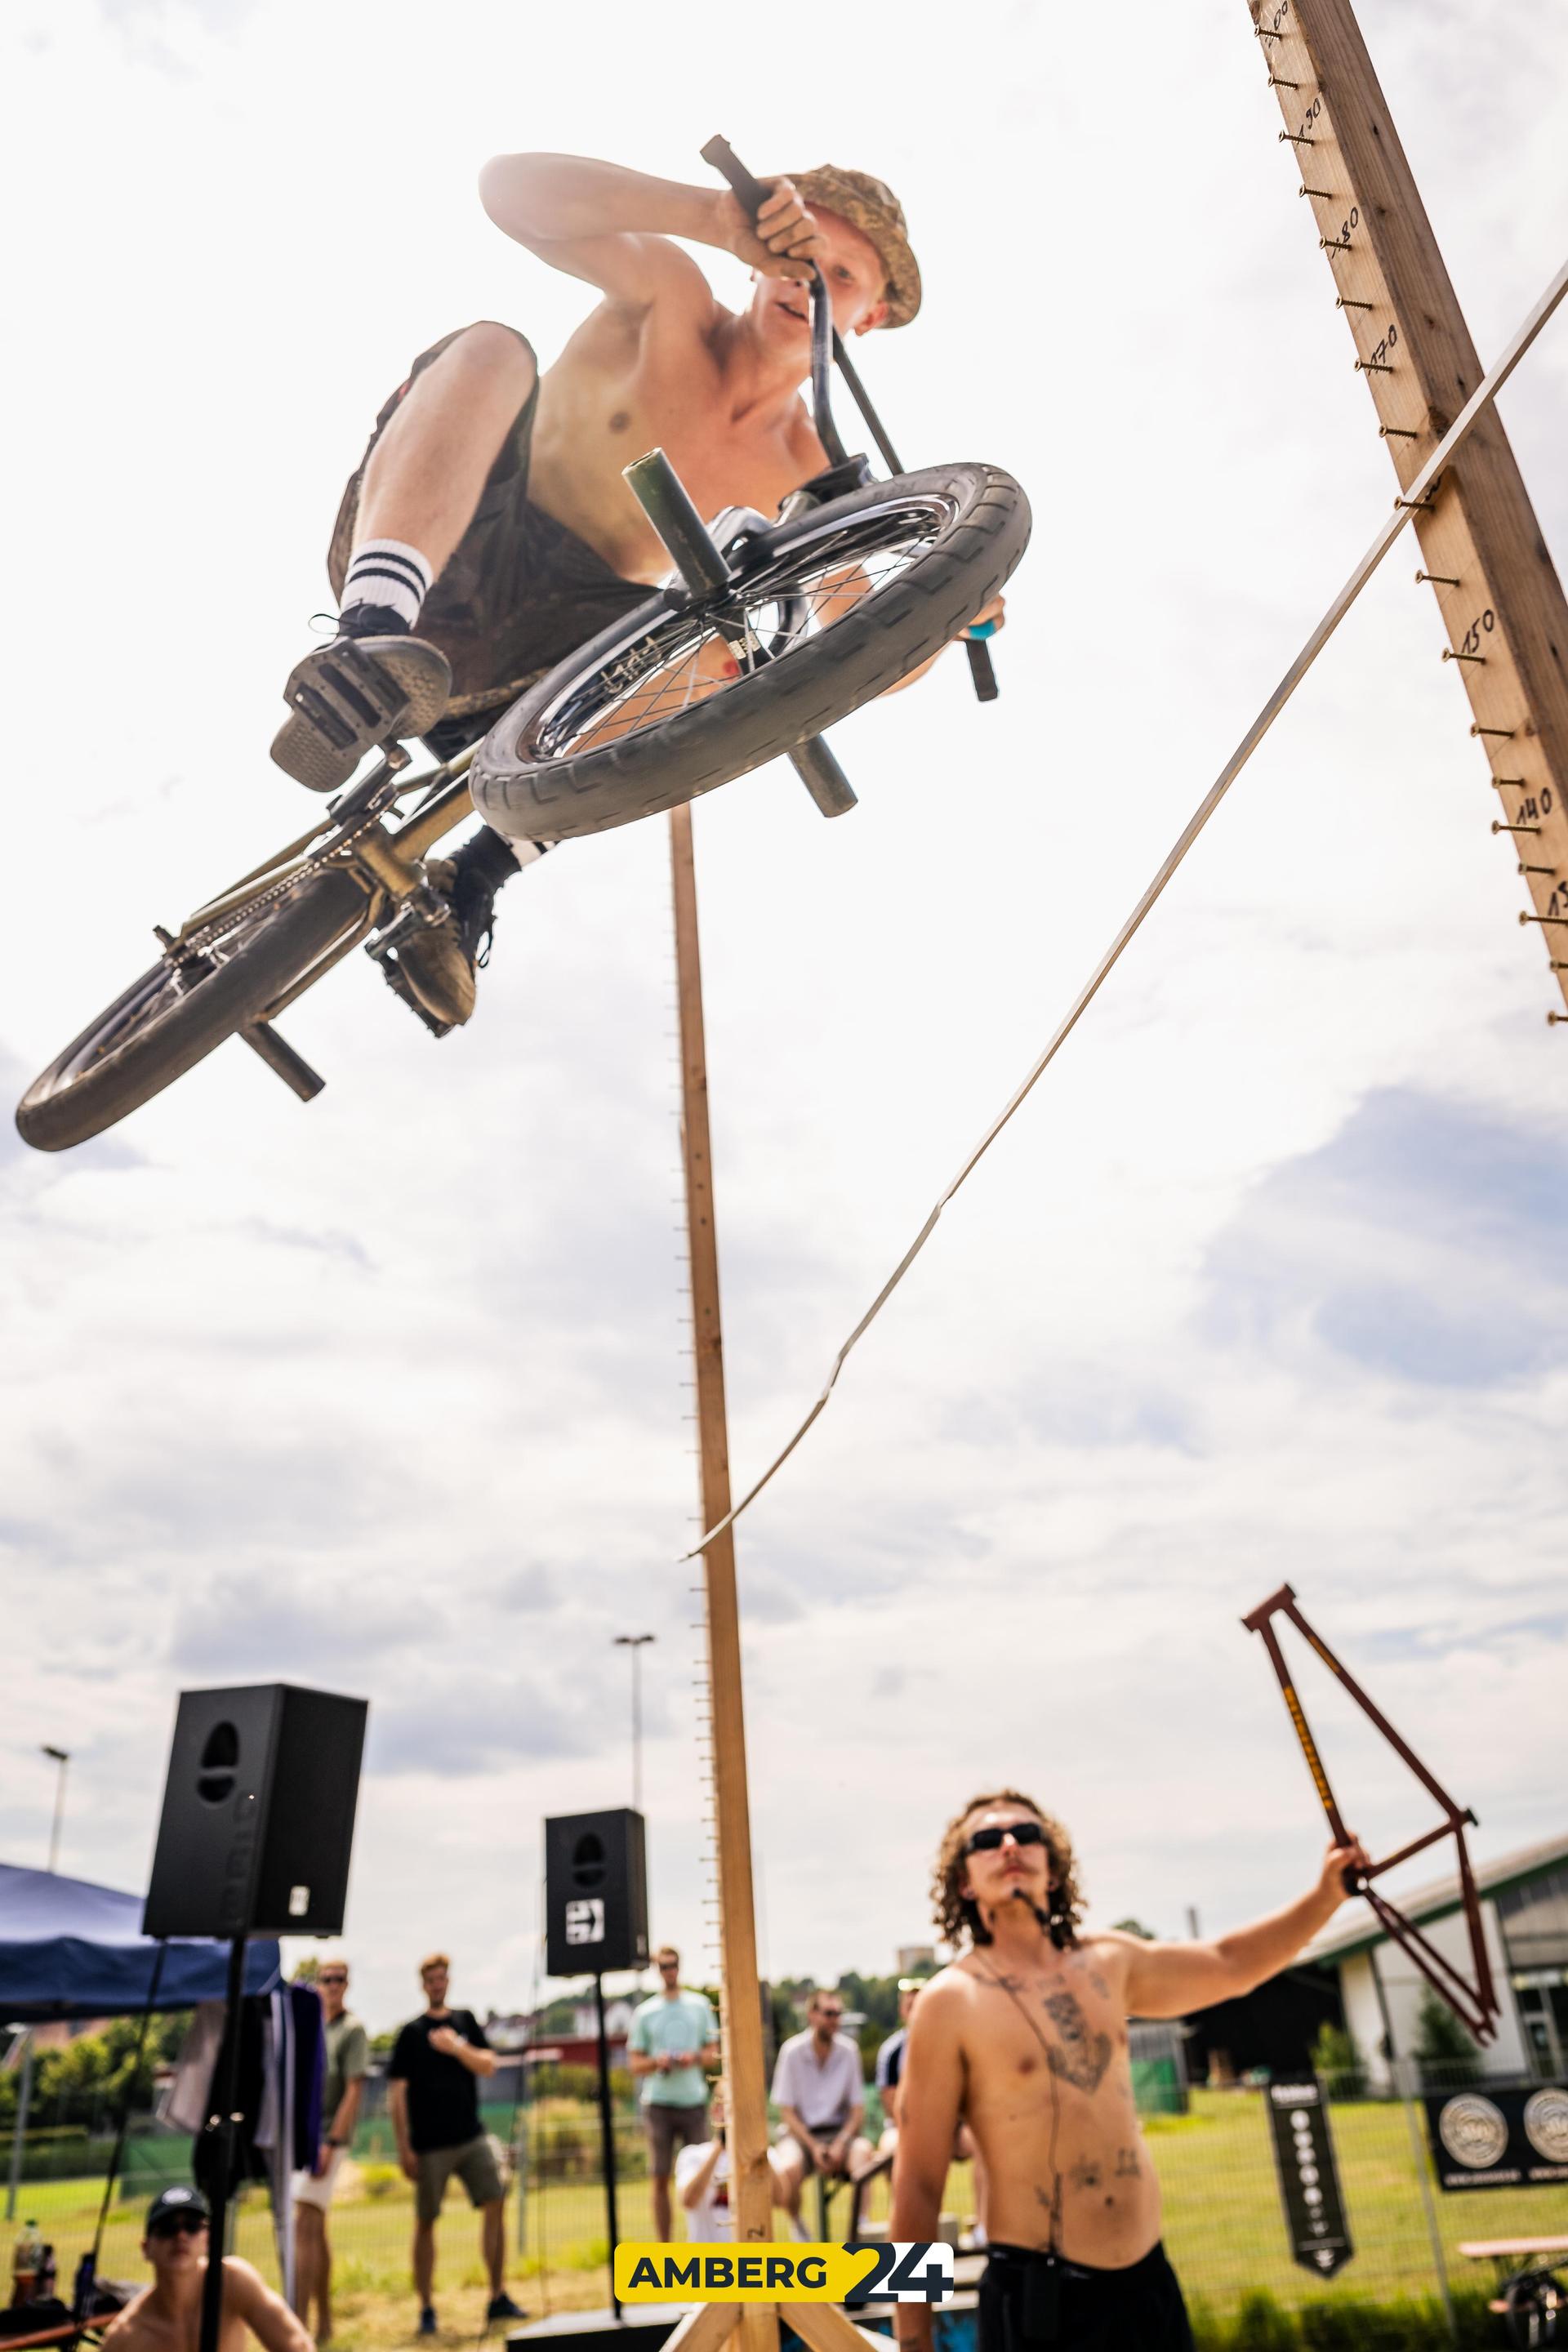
left=41, top=1746, right=69, bottom=1874
left=612, top=1636, right=655, bottom=1814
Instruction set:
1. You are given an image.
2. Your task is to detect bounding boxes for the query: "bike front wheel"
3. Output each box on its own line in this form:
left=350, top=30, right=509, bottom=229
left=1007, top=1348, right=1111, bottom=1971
left=16, top=867, right=369, bottom=1152
left=470, top=461, right=1029, bottom=844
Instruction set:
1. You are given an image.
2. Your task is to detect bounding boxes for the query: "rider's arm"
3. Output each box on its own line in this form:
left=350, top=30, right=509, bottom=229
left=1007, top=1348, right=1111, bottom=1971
left=889, top=1985, right=965, bottom=2352
left=1116, top=1839, right=1369, bottom=2017
left=478, top=152, right=821, bottom=308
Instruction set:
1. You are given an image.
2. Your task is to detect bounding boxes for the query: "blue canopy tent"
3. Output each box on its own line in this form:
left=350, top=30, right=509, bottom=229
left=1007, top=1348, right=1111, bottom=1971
left=2, top=1863, right=284, bottom=2235
left=0, top=1864, right=281, bottom=2020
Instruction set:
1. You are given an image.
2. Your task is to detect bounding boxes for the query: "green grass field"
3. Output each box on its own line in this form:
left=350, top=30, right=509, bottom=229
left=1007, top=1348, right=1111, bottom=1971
left=7, top=2091, right=1562, bottom=2345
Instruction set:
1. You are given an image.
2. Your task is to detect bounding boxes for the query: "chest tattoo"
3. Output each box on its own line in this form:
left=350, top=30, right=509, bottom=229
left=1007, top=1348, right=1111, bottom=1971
left=1067, top=2156, right=1102, bottom=2192
left=1115, top=2145, right=1142, bottom=2178
left=1043, top=1992, right=1113, bottom=2094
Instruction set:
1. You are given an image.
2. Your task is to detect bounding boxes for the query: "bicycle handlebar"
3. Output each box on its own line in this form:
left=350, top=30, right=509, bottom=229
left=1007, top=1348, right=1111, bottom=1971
left=699, top=133, right=771, bottom=220
left=699, top=136, right=997, bottom=704
left=701, top=135, right=848, bottom=473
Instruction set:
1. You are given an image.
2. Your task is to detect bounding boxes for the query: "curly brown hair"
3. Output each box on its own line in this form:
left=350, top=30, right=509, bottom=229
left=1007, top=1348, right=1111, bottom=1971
left=930, top=1789, right=1085, bottom=1949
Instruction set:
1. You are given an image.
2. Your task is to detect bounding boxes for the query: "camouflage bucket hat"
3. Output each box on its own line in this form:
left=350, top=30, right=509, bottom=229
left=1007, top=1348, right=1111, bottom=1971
left=788, top=164, right=921, bottom=328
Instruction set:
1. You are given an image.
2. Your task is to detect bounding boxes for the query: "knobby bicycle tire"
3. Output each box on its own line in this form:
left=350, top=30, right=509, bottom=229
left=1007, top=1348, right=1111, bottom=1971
left=16, top=868, right=368, bottom=1152
left=470, top=462, right=1030, bottom=844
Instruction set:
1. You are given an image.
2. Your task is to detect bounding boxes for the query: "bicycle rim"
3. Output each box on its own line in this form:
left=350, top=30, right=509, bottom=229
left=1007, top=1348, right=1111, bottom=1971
left=55, top=892, right=327, bottom=1084
left=528, top=492, right=956, bottom=763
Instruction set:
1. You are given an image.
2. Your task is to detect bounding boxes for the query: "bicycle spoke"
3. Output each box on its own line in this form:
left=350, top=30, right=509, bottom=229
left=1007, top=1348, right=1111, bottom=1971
left=528, top=496, right=953, bottom=762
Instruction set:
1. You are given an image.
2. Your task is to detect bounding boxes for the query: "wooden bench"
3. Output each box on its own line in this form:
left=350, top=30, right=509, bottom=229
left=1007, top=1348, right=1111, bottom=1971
left=1458, top=2235, right=1568, bottom=2316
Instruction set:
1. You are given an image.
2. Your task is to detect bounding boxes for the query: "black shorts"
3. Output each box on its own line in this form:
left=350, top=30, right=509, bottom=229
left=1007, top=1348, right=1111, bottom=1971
left=978, top=2242, right=1193, bottom=2352
left=327, top=323, right=651, bottom=754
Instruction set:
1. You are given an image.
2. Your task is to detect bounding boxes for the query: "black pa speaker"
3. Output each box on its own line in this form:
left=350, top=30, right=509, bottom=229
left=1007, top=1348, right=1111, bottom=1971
left=545, top=1808, right=648, bottom=1976
left=144, top=1684, right=368, bottom=1939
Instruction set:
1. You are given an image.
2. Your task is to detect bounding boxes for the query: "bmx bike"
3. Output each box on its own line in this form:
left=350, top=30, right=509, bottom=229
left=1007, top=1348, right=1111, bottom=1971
left=16, top=138, right=1030, bottom=1153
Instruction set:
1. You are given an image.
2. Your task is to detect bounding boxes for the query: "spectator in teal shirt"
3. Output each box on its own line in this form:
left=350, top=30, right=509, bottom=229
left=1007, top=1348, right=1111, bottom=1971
left=627, top=1945, right=720, bottom=2241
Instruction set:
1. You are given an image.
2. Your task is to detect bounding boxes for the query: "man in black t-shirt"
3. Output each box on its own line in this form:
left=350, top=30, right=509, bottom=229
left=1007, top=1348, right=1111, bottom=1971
left=387, top=1952, right=522, bottom=2336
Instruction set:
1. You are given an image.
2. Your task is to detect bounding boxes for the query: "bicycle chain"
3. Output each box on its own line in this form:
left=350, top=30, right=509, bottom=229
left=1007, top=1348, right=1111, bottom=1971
left=163, top=805, right=389, bottom=968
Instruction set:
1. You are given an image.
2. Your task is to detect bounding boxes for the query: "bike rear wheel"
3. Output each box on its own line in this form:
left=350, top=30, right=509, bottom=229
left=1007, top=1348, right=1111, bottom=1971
left=470, top=461, right=1029, bottom=844
left=16, top=867, right=368, bottom=1152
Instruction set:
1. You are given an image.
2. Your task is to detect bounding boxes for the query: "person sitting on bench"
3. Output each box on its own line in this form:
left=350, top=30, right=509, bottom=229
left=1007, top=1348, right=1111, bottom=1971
left=770, top=1989, right=874, bottom=2228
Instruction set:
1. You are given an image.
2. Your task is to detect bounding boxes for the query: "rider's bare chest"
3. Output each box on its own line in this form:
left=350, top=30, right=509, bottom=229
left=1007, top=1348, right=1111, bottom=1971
left=533, top=351, right=814, bottom=564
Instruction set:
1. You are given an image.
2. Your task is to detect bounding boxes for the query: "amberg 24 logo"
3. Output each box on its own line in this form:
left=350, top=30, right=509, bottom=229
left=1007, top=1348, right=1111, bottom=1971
left=614, top=2240, right=955, bottom=2305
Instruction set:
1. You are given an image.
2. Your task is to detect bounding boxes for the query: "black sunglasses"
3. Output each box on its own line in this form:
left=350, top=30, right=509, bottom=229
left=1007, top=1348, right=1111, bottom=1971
left=964, top=1820, right=1047, bottom=1855
left=151, top=2214, right=207, bottom=2238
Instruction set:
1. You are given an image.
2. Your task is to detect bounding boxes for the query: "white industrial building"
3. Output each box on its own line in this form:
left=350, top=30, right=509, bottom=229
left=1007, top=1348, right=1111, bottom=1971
left=1304, top=1831, right=1568, bottom=2089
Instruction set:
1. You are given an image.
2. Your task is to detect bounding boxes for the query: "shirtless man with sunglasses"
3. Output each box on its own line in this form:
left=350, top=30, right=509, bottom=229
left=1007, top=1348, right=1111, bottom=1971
left=889, top=1790, right=1368, bottom=2351
left=102, top=2187, right=313, bottom=2352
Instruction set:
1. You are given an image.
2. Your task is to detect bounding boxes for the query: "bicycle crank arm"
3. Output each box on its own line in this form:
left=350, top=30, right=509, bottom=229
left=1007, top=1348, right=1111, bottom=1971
left=790, top=736, right=857, bottom=817
left=239, top=1019, right=325, bottom=1101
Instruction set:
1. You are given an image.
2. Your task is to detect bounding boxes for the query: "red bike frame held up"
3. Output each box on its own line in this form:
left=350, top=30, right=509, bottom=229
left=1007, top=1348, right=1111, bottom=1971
left=1243, top=1584, right=1501, bottom=2044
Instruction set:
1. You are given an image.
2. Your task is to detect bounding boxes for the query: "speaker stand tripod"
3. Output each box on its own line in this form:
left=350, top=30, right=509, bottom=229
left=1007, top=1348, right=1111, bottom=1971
left=593, top=1975, right=622, bottom=2323
left=198, top=1934, right=248, bottom=2352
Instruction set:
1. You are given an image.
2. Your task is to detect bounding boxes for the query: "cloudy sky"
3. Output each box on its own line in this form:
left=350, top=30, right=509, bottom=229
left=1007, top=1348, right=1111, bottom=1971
left=5, top=0, right=1567, bottom=2036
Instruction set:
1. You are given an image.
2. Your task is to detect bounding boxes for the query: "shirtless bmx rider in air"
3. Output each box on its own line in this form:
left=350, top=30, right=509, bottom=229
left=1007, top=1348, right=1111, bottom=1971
left=270, top=153, right=1004, bottom=1029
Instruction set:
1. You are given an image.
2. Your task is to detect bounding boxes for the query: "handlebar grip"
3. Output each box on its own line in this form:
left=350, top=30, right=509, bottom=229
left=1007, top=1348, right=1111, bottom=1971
left=700, top=136, right=773, bottom=223
left=964, top=638, right=1000, bottom=702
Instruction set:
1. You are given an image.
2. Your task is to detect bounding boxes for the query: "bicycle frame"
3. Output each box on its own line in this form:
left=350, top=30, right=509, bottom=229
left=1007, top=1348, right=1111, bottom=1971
left=155, top=746, right=484, bottom=1069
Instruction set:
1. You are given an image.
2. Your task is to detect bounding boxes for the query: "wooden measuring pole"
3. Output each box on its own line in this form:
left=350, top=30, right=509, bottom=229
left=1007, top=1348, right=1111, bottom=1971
left=665, top=808, right=886, bottom=2352
left=669, top=802, right=777, bottom=2352
left=1251, top=0, right=1568, bottom=1014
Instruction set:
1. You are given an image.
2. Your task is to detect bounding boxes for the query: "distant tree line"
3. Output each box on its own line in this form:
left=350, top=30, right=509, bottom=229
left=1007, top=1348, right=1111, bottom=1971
left=0, top=2013, right=189, bottom=2132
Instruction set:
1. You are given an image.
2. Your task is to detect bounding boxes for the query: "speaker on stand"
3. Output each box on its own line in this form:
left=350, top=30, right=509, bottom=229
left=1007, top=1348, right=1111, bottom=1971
left=545, top=1811, right=648, bottom=2315
left=145, top=1685, right=368, bottom=2352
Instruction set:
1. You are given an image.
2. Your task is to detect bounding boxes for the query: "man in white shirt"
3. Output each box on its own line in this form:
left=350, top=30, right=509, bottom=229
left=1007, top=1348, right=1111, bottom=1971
left=770, top=1989, right=874, bottom=2228
left=674, top=2082, right=800, bottom=2243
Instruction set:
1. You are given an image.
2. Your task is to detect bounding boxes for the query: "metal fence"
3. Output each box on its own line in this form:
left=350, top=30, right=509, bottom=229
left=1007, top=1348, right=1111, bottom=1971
left=4, top=2060, right=1563, bottom=2340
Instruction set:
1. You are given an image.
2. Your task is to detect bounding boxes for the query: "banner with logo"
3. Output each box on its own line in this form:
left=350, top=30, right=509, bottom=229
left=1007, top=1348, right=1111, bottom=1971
left=1423, top=2082, right=1568, bottom=2192
left=1266, top=2078, right=1353, bottom=2275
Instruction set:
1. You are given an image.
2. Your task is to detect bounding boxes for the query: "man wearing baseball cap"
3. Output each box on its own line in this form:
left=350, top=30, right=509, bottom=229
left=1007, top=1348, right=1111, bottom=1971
left=100, top=2186, right=313, bottom=2352
left=270, top=146, right=1002, bottom=1031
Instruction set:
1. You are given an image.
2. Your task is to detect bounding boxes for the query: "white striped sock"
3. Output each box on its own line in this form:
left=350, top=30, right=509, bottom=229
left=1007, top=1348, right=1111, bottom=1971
left=341, top=538, right=434, bottom=629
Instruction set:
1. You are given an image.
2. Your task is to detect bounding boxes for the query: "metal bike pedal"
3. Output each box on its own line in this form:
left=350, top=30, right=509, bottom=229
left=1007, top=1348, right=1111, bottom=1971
left=372, top=950, right=454, bottom=1040
left=363, top=880, right=451, bottom=963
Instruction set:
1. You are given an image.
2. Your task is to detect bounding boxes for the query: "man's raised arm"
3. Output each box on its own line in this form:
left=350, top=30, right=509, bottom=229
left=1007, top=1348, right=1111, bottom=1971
left=1116, top=1838, right=1370, bottom=2019
left=478, top=153, right=823, bottom=309
left=889, top=1984, right=965, bottom=2352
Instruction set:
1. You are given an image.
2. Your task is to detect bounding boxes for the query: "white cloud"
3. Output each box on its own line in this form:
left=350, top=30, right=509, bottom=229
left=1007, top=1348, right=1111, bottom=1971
left=2, top=0, right=1566, bottom=2030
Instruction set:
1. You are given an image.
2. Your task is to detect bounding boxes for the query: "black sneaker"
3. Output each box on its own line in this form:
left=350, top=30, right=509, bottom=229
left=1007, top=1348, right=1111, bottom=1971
left=416, top=2307, right=437, bottom=2338
left=486, top=2294, right=525, bottom=2323
left=271, top=604, right=451, bottom=795
left=392, top=854, right=506, bottom=1029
